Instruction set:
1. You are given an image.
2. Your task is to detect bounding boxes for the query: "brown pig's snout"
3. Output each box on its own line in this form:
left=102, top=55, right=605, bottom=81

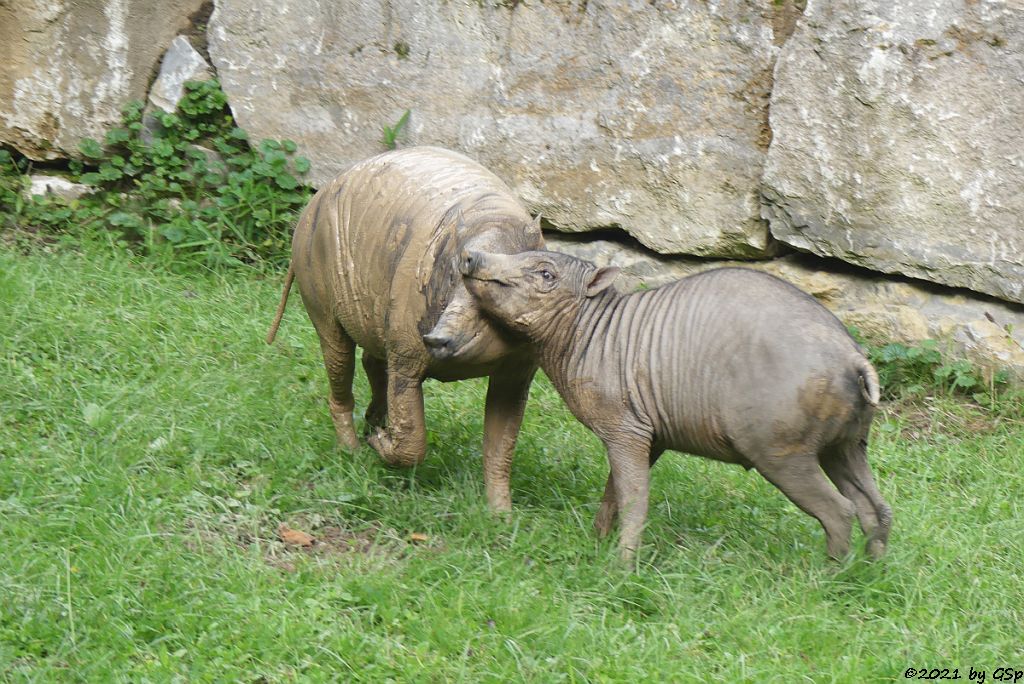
left=422, top=331, right=454, bottom=357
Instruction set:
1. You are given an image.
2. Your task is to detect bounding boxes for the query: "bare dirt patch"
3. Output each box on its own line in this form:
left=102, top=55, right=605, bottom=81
left=183, top=513, right=442, bottom=572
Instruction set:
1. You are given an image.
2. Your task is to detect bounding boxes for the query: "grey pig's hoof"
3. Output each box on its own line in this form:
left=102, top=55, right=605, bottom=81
left=593, top=510, right=615, bottom=539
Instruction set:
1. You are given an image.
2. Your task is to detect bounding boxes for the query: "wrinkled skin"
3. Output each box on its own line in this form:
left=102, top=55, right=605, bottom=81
left=461, top=249, right=892, bottom=562
left=267, top=147, right=543, bottom=511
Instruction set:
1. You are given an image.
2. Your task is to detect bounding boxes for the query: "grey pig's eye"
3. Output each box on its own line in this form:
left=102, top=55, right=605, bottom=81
left=540, top=270, right=555, bottom=281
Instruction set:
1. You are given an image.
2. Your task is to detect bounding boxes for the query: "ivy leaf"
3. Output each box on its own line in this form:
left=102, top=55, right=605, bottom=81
left=79, top=138, right=104, bottom=159
left=275, top=173, right=298, bottom=190
left=264, top=150, right=287, bottom=168
left=108, top=211, right=140, bottom=226
left=160, top=223, right=186, bottom=243
left=105, top=128, right=131, bottom=145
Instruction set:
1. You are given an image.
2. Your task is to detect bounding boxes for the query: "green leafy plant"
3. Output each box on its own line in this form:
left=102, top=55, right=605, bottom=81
left=1, top=150, right=83, bottom=240
left=871, top=339, right=943, bottom=396
left=380, top=109, right=411, bottom=150
left=867, top=339, right=1010, bottom=400
left=4, top=79, right=313, bottom=269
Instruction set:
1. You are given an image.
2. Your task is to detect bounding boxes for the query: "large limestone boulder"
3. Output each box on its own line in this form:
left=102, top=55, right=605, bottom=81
left=763, top=0, right=1024, bottom=304
left=141, top=35, right=214, bottom=141
left=146, top=35, right=213, bottom=115
left=208, top=0, right=778, bottom=258
left=547, top=235, right=1024, bottom=382
left=0, top=0, right=208, bottom=160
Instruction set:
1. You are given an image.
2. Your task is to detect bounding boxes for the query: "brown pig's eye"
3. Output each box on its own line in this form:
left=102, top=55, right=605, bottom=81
left=540, top=270, right=555, bottom=281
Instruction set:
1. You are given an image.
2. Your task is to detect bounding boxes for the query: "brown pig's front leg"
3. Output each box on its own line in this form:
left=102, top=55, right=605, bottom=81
left=367, top=361, right=427, bottom=468
left=481, top=365, right=537, bottom=512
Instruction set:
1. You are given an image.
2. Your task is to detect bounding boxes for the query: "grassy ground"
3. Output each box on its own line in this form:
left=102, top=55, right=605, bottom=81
left=2, top=242, right=1022, bottom=682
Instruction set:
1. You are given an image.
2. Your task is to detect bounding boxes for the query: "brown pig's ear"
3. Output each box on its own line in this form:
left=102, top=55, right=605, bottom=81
left=585, top=266, right=620, bottom=297
left=529, top=214, right=543, bottom=235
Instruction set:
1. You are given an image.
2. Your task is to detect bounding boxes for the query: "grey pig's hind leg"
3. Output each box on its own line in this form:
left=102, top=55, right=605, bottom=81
left=755, top=453, right=856, bottom=560
left=821, top=441, right=892, bottom=559
left=482, top=366, right=537, bottom=512
left=316, top=324, right=360, bottom=452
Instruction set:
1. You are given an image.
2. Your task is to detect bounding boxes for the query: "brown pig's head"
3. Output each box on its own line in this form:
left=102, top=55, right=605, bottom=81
left=421, top=213, right=545, bottom=362
left=460, top=249, right=620, bottom=340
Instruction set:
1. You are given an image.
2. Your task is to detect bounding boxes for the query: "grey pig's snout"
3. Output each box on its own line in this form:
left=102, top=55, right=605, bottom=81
left=460, top=250, right=480, bottom=276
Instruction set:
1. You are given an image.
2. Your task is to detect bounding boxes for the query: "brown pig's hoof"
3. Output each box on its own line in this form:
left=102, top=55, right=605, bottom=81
left=367, top=428, right=417, bottom=468
left=335, top=429, right=360, bottom=452
left=593, top=508, right=616, bottom=539
left=367, top=427, right=389, bottom=459
left=331, top=419, right=360, bottom=451
left=328, top=399, right=360, bottom=451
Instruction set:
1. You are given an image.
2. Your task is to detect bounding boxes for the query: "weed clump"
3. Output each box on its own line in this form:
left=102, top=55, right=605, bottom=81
left=862, top=337, right=1014, bottom=404
left=1, top=80, right=312, bottom=269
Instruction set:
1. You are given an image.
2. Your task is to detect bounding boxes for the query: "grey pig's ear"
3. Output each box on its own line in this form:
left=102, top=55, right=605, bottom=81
left=529, top=214, right=543, bottom=234
left=455, top=208, right=466, bottom=231
left=585, top=266, right=620, bottom=297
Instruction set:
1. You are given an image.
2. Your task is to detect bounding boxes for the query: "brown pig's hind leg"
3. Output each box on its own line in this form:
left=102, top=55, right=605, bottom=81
left=361, top=353, right=388, bottom=432
left=595, top=446, right=661, bottom=540
left=316, top=324, right=360, bottom=452
left=604, top=433, right=655, bottom=565
left=594, top=472, right=617, bottom=539
left=820, top=440, right=892, bottom=559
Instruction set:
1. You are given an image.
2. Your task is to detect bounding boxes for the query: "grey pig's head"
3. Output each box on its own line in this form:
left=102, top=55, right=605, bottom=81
left=460, top=249, right=620, bottom=338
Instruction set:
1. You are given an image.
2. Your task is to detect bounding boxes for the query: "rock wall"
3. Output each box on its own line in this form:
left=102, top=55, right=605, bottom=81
left=0, top=0, right=208, bottom=160
left=763, top=0, right=1024, bottom=305
left=3, top=0, right=1024, bottom=374
left=207, top=0, right=778, bottom=258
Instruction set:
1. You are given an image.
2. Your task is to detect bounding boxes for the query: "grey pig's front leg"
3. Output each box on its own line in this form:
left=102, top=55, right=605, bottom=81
left=603, top=432, right=655, bottom=564
left=595, top=446, right=663, bottom=540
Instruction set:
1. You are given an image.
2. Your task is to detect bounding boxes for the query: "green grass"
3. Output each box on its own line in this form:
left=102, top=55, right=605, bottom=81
left=2, top=242, right=1022, bottom=681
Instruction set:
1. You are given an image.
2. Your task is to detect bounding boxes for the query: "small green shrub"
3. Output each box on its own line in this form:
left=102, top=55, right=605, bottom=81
left=866, top=338, right=1011, bottom=400
left=3, top=80, right=313, bottom=269
left=1, top=150, right=81, bottom=236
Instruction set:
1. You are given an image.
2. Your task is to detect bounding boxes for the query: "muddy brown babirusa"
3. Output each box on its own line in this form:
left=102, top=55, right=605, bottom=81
left=267, top=147, right=544, bottom=511
left=460, top=249, right=892, bottom=562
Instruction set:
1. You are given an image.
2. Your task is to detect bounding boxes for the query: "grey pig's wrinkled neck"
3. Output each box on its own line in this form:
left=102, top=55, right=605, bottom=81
left=534, top=287, right=633, bottom=397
